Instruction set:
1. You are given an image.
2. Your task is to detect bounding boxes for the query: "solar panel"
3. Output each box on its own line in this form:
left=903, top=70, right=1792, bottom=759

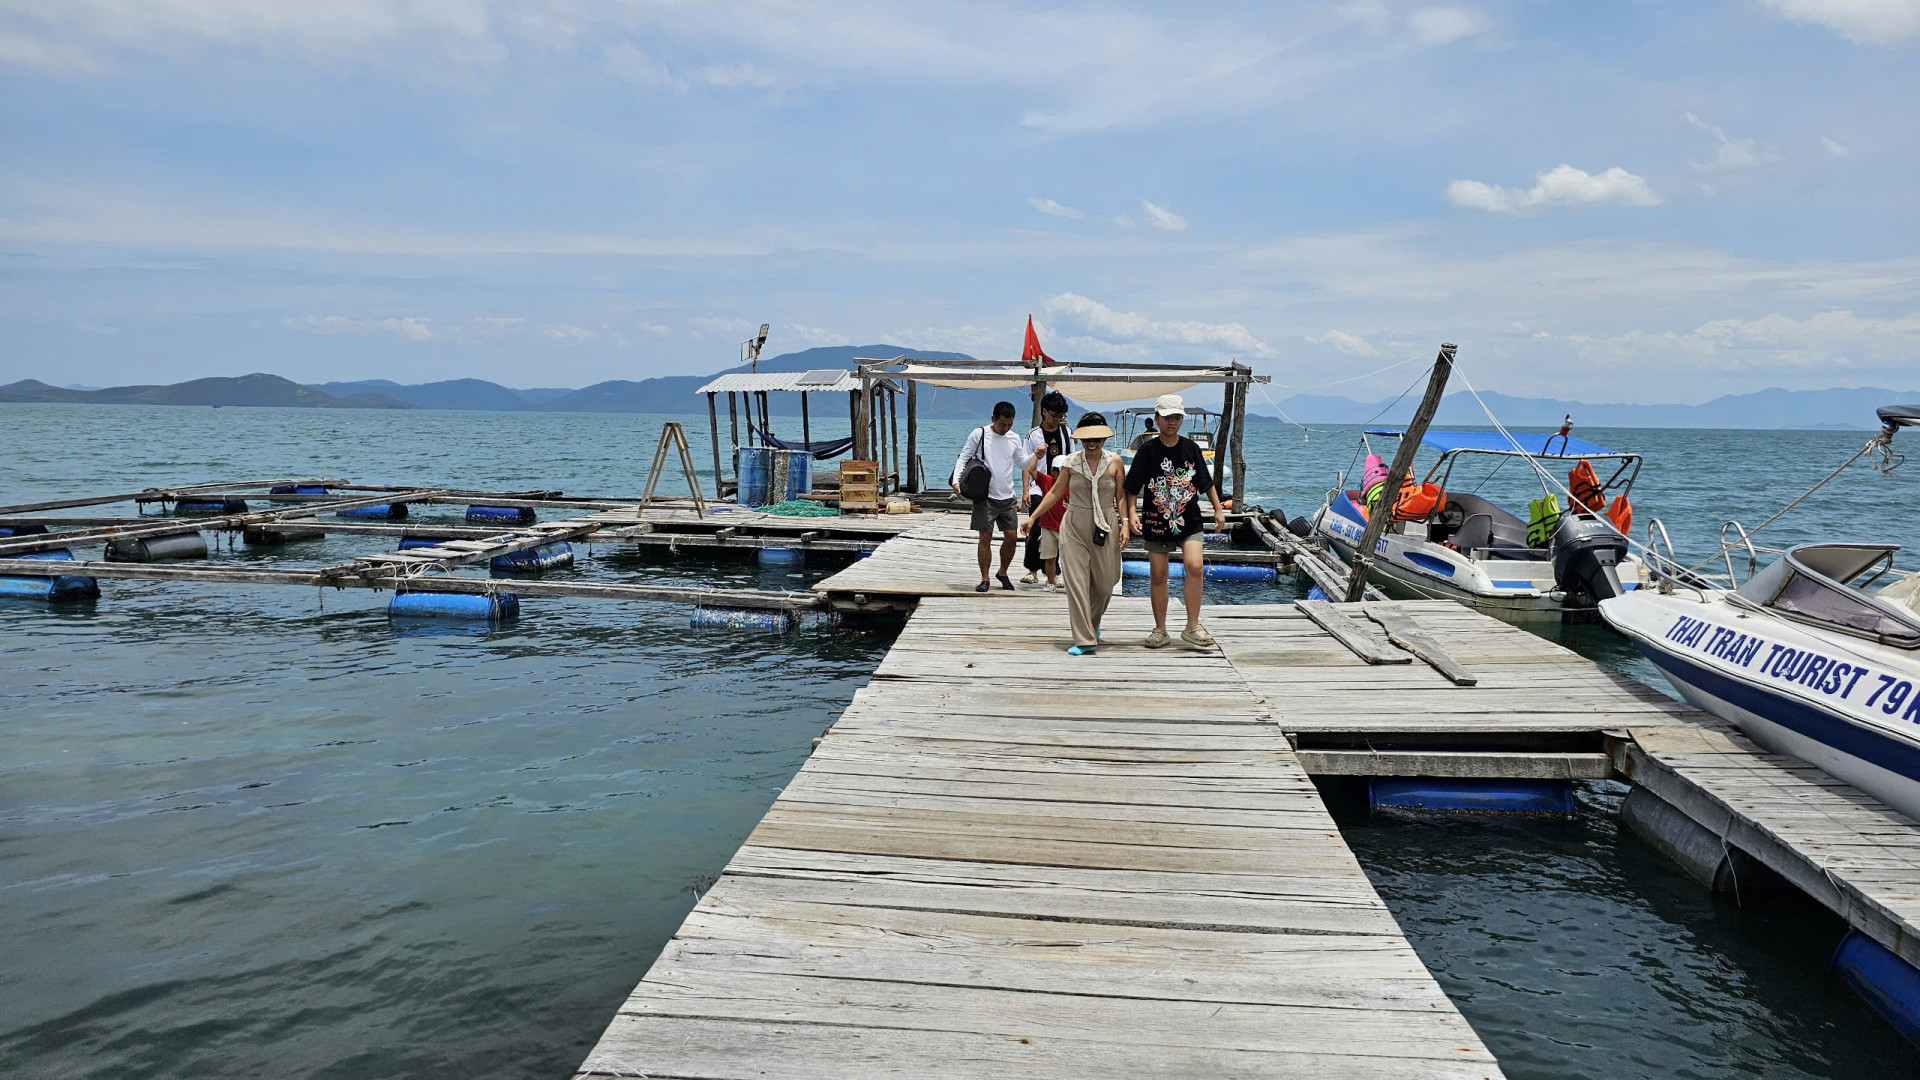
left=797, top=368, right=845, bottom=386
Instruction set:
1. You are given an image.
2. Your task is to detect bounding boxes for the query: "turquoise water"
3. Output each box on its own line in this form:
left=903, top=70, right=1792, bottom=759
left=1, top=403, right=1917, bottom=1078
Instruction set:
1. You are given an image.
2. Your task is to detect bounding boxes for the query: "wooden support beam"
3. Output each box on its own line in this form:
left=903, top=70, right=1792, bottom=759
left=905, top=380, right=919, bottom=492
left=1344, top=344, right=1454, bottom=601
left=0, top=477, right=344, bottom=517
left=0, top=490, right=451, bottom=556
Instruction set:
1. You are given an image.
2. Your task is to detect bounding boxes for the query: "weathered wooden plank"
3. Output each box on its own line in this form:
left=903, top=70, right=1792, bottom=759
left=1294, top=599, right=1411, bottom=665
left=1361, top=604, right=1478, bottom=686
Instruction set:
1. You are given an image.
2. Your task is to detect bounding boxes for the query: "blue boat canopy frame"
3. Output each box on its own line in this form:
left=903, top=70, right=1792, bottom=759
left=1364, top=428, right=1621, bottom=458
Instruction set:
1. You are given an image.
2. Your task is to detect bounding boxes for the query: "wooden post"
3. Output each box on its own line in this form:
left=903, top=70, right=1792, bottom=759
left=905, top=379, right=919, bottom=492
left=1216, top=372, right=1237, bottom=505
left=1343, top=343, right=1455, bottom=602
left=850, top=389, right=865, bottom=461
left=889, top=387, right=901, bottom=493
left=1030, top=377, right=1046, bottom=429
left=1231, top=369, right=1249, bottom=509
left=800, top=391, right=811, bottom=448
left=756, top=391, right=770, bottom=445
left=706, top=392, right=722, bottom=492
left=727, top=392, right=740, bottom=489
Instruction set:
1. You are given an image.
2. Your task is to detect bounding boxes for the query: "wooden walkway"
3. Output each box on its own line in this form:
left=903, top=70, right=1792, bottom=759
left=576, top=595, right=1504, bottom=1079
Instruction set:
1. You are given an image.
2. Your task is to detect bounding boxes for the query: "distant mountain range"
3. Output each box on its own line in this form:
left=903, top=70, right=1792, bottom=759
left=1250, top=385, right=1920, bottom=430
left=5, top=351, right=1914, bottom=430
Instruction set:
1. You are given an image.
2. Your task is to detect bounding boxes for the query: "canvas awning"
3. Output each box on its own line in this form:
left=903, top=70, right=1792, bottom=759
left=885, top=361, right=1263, bottom=404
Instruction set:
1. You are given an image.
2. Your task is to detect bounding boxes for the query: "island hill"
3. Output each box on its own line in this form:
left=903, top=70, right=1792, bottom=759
left=3, top=344, right=1913, bottom=429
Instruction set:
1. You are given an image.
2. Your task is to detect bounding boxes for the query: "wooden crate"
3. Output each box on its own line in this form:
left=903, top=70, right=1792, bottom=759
left=838, top=460, right=880, bottom=512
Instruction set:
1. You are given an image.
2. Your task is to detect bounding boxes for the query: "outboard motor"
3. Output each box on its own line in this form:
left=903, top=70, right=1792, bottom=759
left=1551, top=514, right=1628, bottom=607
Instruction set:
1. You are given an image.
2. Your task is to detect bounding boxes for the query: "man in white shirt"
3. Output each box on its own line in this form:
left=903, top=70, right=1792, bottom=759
left=951, top=401, right=1026, bottom=592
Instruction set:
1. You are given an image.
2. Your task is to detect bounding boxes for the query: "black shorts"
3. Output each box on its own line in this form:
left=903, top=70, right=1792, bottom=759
left=970, top=497, right=1018, bottom=532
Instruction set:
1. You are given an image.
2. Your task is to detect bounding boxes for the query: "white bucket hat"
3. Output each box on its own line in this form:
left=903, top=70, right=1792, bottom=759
left=1153, top=394, right=1186, bottom=417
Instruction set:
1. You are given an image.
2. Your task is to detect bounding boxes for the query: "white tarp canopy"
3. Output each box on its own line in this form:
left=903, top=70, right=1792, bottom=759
left=888, top=362, right=1263, bottom=404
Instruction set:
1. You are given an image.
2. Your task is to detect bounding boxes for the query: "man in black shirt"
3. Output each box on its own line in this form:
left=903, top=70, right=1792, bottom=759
left=1123, top=394, right=1226, bottom=648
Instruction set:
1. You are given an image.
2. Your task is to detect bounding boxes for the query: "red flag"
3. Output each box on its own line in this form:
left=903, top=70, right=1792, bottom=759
left=1021, top=315, right=1053, bottom=369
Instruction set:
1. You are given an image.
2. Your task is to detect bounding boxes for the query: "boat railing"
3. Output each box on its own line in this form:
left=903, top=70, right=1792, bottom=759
left=1719, top=520, right=1761, bottom=584
left=1644, top=518, right=1732, bottom=594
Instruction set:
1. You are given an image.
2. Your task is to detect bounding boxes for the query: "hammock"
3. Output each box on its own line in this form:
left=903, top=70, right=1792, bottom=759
left=752, top=426, right=855, bottom=459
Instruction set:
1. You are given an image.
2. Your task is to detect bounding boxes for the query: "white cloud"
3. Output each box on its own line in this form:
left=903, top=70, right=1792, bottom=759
left=1307, top=329, right=1378, bottom=356
left=1043, top=293, right=1272, bottom=356
left=1682, top=111, right=1781, bottom=169
left=1336, top=1, right=1396, bottom=35
left=1823, top=135, right=1852, bottom=156
left=783, top=323, right=850, bottom=347
left=284, top=314, right=440, bottom=342
left=1140, top=200, right=1188, bottom=232
left=640, top=321, right=674, bottom=337
left=602, top=41, right=683, bottom=90
left=75, top=321, right=117, bottom=334
left=542, top=324, right=596, bottom=342
left=698, top=61, right=776, bottom=89
left=1028, top=197, right=1083, bottom=219
left=1408, top=7, right=1488, bottom=45
left=1447, top=165, right=1662, bottom=214
left=1694, top=308, right=1920, bottom=346
left=1112, top=214, right=1136, bottom=229
left=1760, top=0, right=1920, bottom=45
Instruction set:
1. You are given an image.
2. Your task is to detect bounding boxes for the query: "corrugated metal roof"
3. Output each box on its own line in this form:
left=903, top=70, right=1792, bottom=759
left=695, top=370, right=890, bottom=394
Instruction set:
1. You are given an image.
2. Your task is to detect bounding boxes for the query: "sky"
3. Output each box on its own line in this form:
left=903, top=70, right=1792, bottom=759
left=0, top=0, right=1916, bottom=403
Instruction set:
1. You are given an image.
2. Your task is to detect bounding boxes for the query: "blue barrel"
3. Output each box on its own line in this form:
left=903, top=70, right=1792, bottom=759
left=1306, top=585, right=1330, bottom=601
left=737, top=446, right=772, bottom=508
left=1369, top=778, right=1575, bottom=815
left=1833, top=931, right=1920, bottom=1044
left=106, top=532, right=207, bottom=562
left=388, top=591, right=518, bottom=620
left=0, top=549, right=99, bottom=601
left=759, top=546, right=804, bottom=566
left=176, top=498, right=247, bottom=516
left=466, top=505, right=536, bottom=525
left=397, top=536, right=441, bottom=551
left=337, top=503, right=408, bottom=520
left=779, top=450, right=813, bottom=500
left=0, top=525, right=48, bottom=537
left=268, top=484, right=330, bottom=500
left=690, top=605, right=795, bottom=632
left=490, top=541, right=573, bottom=573
left=1121, top=561, right=1278, bottom=582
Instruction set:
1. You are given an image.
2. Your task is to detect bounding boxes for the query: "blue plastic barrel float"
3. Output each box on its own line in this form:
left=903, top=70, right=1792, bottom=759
left=466, top=505, right=536, bottom=526
left=690, top=605, right=795, bottom=632
left=176, top=497, right=248, bottom=516
left=388, top=591, right=518, bottom=621
left=759, top=546, right=804, bottom=566
left=776, top=449, right=814, bottom=500
left=1306, top=584, right=1330, bottom=601
left=1833, top=931, right=1920, bottom=1044
left=1120, top=560, right=1278, bottom=582
left=0, top=524, right=48, bottom=537
left=0, top=549, right=100, bottom=601
left=105, top=532, right=207, bottom=562
left=1368, top=777, right=1576, bottom=815
left=737, top=446, right=772, bottom=508
left=267, top=484, right=330, bottom=501
left=396, top=536, right=441, bottom=551
left=337, top=503, right=408, bottom=520
left=490, top=541, right=573, bottom=573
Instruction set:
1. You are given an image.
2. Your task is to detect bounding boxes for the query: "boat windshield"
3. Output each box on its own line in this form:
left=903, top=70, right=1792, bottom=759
left=1738, top=544, right=1920, bottom=648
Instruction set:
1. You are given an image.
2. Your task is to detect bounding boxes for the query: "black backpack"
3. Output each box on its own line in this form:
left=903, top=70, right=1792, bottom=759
left=958, top=427, right=992, bottom=501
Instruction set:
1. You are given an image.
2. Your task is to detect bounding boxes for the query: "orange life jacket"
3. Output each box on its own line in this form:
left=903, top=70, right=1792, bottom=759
left=1392, top=481, right=1445, bottom=521
left=1606, top=493, right=1633, bottom=536
left=1567, top=460, right=1605, bottom=513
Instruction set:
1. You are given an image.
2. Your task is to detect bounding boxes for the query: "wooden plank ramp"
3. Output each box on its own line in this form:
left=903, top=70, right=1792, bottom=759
left=575, top=595, right=1503, bottom=1079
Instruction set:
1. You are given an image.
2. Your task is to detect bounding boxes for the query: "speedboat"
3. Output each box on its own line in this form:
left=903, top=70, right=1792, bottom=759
left=1308, top=428, right=1647, bottom=623
left=1601, top=405, right=1920, bottom=819
left=1602, top=543, right=1920, bottom=820
left=1117, top=406, right=1220, bottom=469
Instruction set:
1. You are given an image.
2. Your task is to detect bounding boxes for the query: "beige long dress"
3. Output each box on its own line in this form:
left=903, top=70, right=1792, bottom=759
left=1056, top=449, right=1124, bottom=648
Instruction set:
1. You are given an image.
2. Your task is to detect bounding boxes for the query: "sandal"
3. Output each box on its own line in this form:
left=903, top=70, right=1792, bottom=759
left=1181, top=625, right=1216, bottom=648
left=1020, top=571, right=1039, bottom=584
left=1145, top=628, right=1170, bottom=649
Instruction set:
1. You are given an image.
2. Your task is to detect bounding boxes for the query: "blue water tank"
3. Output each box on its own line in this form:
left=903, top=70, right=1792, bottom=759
left=1833, top=931, right=1920, bottom=1044
left=490, top=541, right=573, bottom=573
left=738, top=446, right=773, bottom=508
left=690, top=605, right=795, bottom=632
left=176, top=498, right=247, bottom=516
left=779, top=450, right=814, bottom=500
left=1369, top=778, right=1576, bottom=815
left=388, top=591, right=518, bottom=620
left=0, top=549, right=100, bottom=601
left=466, top=505, right=536, bottom=525
left=337, top=503, right=408, bottom=520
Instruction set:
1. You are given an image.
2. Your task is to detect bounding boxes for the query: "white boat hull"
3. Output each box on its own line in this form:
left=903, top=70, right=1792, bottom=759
left=1602, top=589, right=1920, bottom=823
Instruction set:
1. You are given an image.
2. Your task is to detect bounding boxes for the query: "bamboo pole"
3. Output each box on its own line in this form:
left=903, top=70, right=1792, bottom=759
left=1343, top=344, right=1455, bottom=602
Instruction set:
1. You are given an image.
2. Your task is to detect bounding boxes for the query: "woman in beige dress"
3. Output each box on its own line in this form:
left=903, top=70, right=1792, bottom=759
left=1020, top=413, right=1128, bottom=654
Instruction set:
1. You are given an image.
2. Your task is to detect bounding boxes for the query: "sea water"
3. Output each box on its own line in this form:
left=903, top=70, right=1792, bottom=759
left=1, top=403, right=1916, bottom=1078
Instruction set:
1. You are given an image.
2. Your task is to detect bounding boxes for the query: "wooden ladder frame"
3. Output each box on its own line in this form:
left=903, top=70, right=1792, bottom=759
left=640, top=421, right=708, bottom=519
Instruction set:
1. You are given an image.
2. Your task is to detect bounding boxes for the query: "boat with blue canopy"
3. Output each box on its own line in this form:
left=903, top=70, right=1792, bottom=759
left=1307, top=423, right=1647, bottom=623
